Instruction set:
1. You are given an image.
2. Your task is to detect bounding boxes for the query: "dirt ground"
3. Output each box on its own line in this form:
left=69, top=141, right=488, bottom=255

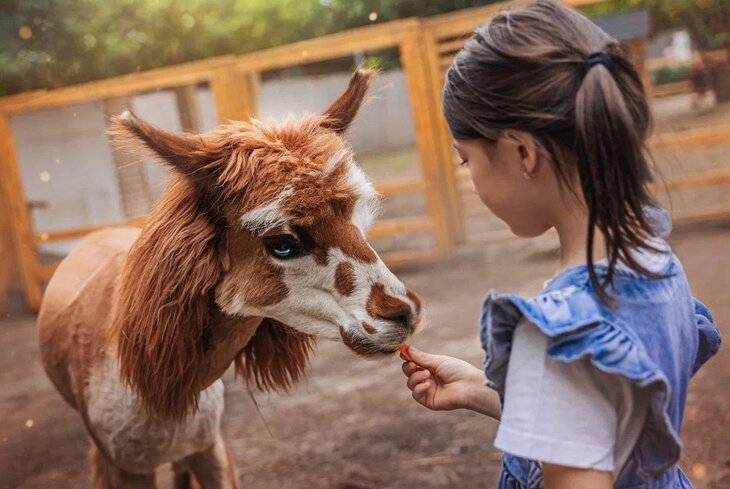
left=1, top=223, right=729, bottom=489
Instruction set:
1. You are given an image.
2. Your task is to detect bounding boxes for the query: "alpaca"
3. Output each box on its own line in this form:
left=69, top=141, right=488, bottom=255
left=37, top=70, right=422, bottom=489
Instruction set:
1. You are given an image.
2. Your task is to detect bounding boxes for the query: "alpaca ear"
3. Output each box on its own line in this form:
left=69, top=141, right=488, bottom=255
left=111, top=177, right=223, bottom=420
left=109, top=111, right=221, bottom=184
left=321, top=69, right=374, bottom=134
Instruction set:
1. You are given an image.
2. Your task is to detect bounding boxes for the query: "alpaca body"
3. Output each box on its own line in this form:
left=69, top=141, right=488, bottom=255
left=37, top=71, right=421, bottom=488
left=38, top=228, right=237, bottom=487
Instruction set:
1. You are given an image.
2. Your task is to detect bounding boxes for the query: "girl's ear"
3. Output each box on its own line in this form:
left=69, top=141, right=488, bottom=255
left=503, top=130, right=540, bottom=178
left=320, top=69, right=374, bottom=134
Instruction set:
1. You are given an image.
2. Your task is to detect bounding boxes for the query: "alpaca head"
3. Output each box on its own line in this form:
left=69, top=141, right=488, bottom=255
left=110, top=70, right=422, bottom=419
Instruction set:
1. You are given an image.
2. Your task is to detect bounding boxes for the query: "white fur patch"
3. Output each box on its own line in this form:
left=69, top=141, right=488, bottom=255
left=323, top=147, right=349, bottom=175
left=240, top=185, right=293, bottom=234
left=345, top=164, right=380, bottom=233
left=87, top=355, right=224, bottom=471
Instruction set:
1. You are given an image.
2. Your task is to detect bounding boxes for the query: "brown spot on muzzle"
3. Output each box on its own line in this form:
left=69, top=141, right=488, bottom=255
left=340, top=326, right=378, bottom=356
left=334, top=262, right=356, bottom=296
left=361, top=322, right=377, bottom=334
left=366, top=283, right=417, bottom=332
left=407, top=290, right=423, bottom=324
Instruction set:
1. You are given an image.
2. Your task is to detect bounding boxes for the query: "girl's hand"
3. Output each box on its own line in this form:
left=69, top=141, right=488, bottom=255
left=401, top=346, right=501, bottom=419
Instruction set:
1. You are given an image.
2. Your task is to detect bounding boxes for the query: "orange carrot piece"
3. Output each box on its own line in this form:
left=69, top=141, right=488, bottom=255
left=399, top=344, right=414, bottom=362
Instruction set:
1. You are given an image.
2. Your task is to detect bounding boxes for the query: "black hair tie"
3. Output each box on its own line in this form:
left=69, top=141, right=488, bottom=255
left=587, top=51, right=612, bottom=71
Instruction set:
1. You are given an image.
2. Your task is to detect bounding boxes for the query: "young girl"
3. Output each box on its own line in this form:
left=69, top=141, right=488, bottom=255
left=400, top=2, right=721, bottom=488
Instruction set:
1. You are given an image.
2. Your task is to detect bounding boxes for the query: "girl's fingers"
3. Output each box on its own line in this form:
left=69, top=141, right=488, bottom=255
left=412, top=381, right=431, bottom=403
left=407, top=369, right=431, bottom=390
left=401, top=361, right=423, bottom=376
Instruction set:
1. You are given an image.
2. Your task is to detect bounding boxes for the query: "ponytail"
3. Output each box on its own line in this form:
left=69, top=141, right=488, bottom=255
left=574, top=44, right=661, bottom=302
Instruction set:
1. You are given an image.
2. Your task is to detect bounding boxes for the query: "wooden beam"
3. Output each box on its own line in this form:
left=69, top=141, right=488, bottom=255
left=34, top=217, right=146, bottom=244
left=368, top=216, right=433, bottom=239
left=672, top=205, right=730, bottom=225
left=210, top=66, right=255, bottom=124
left=422, top=0, right=532, bottom=39
left=174, top=85, right=203, bottom=132
left=650, top=125, right=730, bottom=149
left=0, top=56, right=237, bottom=115
left=0, top=114, right=42, bottom=309
left=380, top=248, right=438, bottom=269
left=38, top=263, right=59, bottom=282
left=236, top=19, right=419, bottom=73
left=0, top=187, right=17, bottom=311
left=652, top=81, right=692, bottom=98
left=400, top=27, right=455, bottom=256
left=422, top=26, right=467, bottom=243
left=377, top=178, right=425, bottom=197
left=654, top=169, right=730, bottom=193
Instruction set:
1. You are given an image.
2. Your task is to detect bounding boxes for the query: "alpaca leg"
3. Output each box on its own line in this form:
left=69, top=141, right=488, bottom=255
left=90, top=444, right=157, bottom=489
left=172, top=459, right=193, bottom=489
left=185, top=435, right=238, bottom=489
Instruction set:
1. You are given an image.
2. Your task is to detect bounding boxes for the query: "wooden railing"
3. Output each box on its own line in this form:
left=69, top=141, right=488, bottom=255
left=1, top=0, right=728, bottom=310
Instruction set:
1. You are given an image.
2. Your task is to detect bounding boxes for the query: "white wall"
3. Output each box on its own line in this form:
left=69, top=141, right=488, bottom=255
left=11, top=102, right=125, bottom=255
left=9, top=69, right=415, bottom=256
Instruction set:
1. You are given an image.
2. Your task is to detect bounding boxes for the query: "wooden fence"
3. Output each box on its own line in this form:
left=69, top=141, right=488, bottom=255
left=2, top=0, right=729, bottom=310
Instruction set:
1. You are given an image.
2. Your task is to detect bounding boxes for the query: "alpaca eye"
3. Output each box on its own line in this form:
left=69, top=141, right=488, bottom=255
left=263, top=235, right=304, bottom=260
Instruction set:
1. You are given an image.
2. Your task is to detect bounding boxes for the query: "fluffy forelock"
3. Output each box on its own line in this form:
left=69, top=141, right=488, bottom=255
left=230, top=115, right=379, bottom=234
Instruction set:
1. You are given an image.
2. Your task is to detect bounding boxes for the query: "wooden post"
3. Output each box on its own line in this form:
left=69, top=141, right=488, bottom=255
left=0, top=113, right=42, bottom=309
left=0, top=188, right=17, bottom=312
left=174, top=85, right=203, bottom=132
left=103, top=96, right=154, bottom=218
left=400, top=28, right=455, bottom=257
left=210, top=65, right=256, bottom=124
left=420, top=25, right=465, bottom=243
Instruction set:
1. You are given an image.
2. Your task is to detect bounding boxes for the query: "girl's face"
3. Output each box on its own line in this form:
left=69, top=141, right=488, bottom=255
left=454, top=133, right=563, bottom=238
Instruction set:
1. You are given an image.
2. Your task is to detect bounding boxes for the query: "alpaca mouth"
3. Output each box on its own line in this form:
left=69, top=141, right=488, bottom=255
left=338, top=326, right=409, bottom=357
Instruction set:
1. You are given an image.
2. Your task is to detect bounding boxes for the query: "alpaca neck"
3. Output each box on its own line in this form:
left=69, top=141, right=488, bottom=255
left=197, top=312, right=263, bottom=390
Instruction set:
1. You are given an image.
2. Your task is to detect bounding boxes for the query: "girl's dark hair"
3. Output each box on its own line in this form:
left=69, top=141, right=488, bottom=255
left=443, top=0, right=660, bottom=302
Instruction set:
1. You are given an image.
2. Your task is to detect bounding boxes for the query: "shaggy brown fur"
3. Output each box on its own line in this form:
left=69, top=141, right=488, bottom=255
left=235, top=319, right=316, bottom=392
left=110, top=176, right=225, bottom=420
left=109, top=70, right=376, bottom=420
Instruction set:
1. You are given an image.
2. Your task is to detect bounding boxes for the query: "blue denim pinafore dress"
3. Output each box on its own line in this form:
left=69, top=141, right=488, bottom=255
left=480, top=231, right=721, bottom=488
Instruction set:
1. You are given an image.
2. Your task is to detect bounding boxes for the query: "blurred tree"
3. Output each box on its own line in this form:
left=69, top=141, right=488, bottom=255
left=0, top=0, right=497, bottom=96
left=583, top=0, right=729, bottom=100
left=583, top=0, right=728, bottom=51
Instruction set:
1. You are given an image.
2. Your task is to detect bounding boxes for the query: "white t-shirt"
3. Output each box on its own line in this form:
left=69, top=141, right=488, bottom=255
left=494, top=321, right=650, bottom=478
left=494, top=240, right=670, bottom=478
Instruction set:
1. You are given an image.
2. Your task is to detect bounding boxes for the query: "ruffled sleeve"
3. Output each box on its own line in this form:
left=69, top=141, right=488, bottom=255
left=692, top=298, right=722, bottom=374
left=480, top=287, right=682, bottom=479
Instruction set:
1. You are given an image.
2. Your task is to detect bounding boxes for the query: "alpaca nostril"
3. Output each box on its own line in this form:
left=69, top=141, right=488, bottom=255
left=366, top=283, right=418, bottom=333
left=378, top=314, right=410, bottom=324
left=376, top=313, right=412, bottom=330
left=392, top=315, right=409, bottom=326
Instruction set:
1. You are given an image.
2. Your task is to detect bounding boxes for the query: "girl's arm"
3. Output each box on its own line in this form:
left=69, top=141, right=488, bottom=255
left=401, top=346, right=501, bottom=420
left=542, top=463, right=612, bottom=489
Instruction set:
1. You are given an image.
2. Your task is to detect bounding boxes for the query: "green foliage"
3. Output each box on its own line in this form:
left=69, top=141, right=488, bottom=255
left=0, top=0, right=498, bottom=97
left=652, top=64, right=687, bottom=85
